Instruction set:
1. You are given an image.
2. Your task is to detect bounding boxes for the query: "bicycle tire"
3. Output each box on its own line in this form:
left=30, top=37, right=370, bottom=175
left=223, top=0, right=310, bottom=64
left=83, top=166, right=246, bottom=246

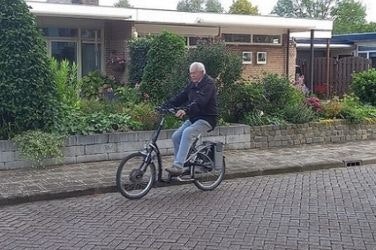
left=116, top=152, right=156, bottom=199
left=193, top=152, right=225, bottom=191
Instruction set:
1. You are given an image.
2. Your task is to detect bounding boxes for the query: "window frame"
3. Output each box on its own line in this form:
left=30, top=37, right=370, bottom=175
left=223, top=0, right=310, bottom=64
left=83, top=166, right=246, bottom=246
left=256, top=52, right=267, bottom=65
left=242, top=51, right=253, bottom=64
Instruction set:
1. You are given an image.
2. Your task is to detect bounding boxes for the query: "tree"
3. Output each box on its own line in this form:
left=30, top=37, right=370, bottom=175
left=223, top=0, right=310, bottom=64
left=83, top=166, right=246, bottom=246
left=272, top=0, right=338, bottom=19
left=0, top=0, right=60, bottom=139
left=332, top=0, right=367, bottom=34
left=176, top=0, right=204, bottom=12
left=205, top=0, right=224, bottom=13
left=114, top=0, right=132, bottom=8
left=228, top=0, right=259, bottom=15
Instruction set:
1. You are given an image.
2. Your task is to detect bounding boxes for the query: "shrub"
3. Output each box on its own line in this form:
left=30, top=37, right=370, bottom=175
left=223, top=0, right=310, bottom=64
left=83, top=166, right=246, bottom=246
left=13, top=131, right=64, bottom=168
left=220, top=81, right=265, bottom=123
left=128, top=37, right=153, bottom=86
left=50, top=58, right=81, bottom=109
left=351, top=69, right=376, bottom=106
left=282, top=104, right=318, bottom=124
left=244, top=112, right=286, bottom=126
left=141, top=31, right=187, bottom=103
left=260, top=74, right=304, bottom=115
left=126, top=102, right=159, bottom=130
left=305, top=96, right=322, bottom=112
left=114, top=85, right=141, bottom=105
left=80, top=71, right=119, bottom=99
left=340, top=95, right=376, bottom=123
left=0, top=1, right=60, bottom=139
left=321, top=97, right=343, bottom=119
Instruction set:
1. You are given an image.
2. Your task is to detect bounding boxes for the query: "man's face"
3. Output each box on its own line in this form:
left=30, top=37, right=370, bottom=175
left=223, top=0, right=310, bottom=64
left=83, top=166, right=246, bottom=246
left=189, top=69, right=204, bottom=83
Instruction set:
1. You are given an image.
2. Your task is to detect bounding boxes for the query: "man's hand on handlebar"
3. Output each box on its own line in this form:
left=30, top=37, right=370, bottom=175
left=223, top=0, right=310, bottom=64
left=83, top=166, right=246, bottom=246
left=175, top=109, right=186, bottom=119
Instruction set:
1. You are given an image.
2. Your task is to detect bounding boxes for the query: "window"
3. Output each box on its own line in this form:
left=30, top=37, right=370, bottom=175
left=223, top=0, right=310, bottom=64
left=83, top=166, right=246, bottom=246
left=186, top=37, right=213, bottom=47
left=253, top=35, right=281, bottom=44
left=51, top=41, right=77, bottom=63
left=42, top=28, right=78, bottom=38
left=42, top=27, right=103, bottom=77
left=257, top=52, right=267, bottom=64
left=358, top=52, right=367, bottom=58
left=223, top=33, right=251, bottom=43
left=242, top=52, right=252, bottom=64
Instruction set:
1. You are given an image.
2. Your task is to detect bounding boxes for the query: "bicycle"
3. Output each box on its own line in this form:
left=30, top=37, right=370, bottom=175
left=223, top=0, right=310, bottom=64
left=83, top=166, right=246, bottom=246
left=116, top=107, right=226, bottom=200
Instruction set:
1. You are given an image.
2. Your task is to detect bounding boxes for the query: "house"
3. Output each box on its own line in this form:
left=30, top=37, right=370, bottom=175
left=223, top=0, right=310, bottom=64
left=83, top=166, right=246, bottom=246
left=26, top=0, right=333, bottom=83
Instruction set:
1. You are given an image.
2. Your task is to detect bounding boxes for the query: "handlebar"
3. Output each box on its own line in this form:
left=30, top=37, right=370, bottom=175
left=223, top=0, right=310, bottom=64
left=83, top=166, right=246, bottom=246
left=156, top=106, right=187, bottom=115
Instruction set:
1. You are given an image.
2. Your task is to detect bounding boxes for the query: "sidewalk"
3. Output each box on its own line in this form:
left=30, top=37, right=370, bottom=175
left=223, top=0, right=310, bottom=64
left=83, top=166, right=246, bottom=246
left=1, top=140, right=376, bottom=206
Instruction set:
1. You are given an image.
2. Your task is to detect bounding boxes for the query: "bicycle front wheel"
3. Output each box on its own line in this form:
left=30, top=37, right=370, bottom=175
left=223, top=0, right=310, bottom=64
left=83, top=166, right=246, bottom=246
left=116, top=152, right=155, bottom=199
left=193, top=152, right=225, bottom=191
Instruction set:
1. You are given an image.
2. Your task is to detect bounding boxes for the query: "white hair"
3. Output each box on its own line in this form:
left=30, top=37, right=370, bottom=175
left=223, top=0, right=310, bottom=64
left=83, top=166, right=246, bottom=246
left=189, top=62, right=206, bottom=74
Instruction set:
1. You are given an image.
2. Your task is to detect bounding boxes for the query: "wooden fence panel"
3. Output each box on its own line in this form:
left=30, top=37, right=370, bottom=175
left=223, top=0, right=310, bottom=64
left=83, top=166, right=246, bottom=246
left=299, top=56, right=371, bottom=98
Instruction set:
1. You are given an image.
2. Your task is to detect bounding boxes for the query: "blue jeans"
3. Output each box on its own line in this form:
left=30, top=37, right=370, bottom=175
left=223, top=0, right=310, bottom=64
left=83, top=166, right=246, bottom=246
left=172, top=119, right=212, bottom=168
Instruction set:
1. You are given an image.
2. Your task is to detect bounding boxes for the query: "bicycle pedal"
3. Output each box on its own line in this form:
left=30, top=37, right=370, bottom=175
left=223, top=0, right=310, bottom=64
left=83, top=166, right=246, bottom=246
left=177, top=176, right=195, bottom=182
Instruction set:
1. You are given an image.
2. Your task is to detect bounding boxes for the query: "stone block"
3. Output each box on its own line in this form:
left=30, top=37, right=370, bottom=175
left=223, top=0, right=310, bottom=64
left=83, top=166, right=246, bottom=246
left=253, top=136, right=268, bottom=142
left=117, top=141, right=144, bottom=152
left=226, top=134, right=250, bottom=144
left=77, top=154, right=108, bottom=163
left=0, top=162, right=4, bottom=170
left=108, top=152, right=134, bottom=161
left=63, top=157, right=77, bottom=165
left=136, top=131, right=154, bottom=142
left=0, top=140, right=16, bottom=152
left=312, top=137, right=324, bottom=143
left=0, top=151, right=15, bottom=162
left=64, top=136, right=77, bottom=146
left=63, top=146, right=85, bottom=157
left=4, top=160, right=32, bottom=169
left=76, top=135, right=95, bottom=145
left=85, top=143, right=117, bottom=155
left=225, top=142, right=251, bottom=150
left=157, top=139, right=173, bottom=149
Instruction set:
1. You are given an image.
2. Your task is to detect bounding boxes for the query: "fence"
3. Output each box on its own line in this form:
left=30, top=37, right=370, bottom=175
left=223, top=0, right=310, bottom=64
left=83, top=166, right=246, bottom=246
left=299, top=56, right=371, bottom=98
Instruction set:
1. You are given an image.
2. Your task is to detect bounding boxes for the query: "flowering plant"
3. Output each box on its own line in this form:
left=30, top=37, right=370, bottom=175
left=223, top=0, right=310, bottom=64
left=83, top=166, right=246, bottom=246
left=108, top=55, right=126, bottom=72
left=108, top=56, right=126, bottom=65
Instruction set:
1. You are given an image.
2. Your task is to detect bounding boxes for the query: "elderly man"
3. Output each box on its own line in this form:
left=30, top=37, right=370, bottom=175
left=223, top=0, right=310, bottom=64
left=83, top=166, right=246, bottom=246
left=164, top=62, right=218, bottom=175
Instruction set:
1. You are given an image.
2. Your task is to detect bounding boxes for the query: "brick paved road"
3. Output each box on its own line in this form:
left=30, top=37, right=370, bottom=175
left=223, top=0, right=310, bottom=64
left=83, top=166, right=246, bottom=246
left=1, top=165, right=376, bottom=250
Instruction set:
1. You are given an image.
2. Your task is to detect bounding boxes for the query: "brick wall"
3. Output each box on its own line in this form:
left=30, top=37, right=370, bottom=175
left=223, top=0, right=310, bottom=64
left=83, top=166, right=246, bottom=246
left=228, top=39, right=297, bottom=80
left=104, top=21, right=133, bottom=83
left=1, top=121, right=375, bottom=170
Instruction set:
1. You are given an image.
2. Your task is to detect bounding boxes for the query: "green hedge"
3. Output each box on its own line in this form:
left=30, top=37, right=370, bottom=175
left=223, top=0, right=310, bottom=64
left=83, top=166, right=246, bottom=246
left=0, top=0, right=60, bottom=139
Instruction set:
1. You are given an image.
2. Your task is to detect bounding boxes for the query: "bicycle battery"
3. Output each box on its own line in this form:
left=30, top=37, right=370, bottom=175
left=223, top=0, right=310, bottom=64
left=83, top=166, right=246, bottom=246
left=213, top=142, right=224, bottom=169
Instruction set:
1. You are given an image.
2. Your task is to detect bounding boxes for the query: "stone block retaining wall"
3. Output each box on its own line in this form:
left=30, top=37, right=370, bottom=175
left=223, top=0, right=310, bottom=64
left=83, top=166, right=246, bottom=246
left=1, top=121, right=375, bottom=170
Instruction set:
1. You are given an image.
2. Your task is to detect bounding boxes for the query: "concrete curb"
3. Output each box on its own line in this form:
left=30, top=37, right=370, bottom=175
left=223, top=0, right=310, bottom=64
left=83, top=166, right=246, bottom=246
left=1, top=158, right=375, bottom=207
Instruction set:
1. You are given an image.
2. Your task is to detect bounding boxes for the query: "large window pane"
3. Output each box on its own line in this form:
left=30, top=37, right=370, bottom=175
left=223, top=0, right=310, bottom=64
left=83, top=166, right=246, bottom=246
left=82, top=43, right=101, bottom=75
left=253, top=34, right=281, bottom=44
left=43, top=28, right=78, bottom=38
left=223, top=34, right=251, bottom=43
left=81, top=29, right=101, bottom=40
left=51, top=41, right=77, bottom=63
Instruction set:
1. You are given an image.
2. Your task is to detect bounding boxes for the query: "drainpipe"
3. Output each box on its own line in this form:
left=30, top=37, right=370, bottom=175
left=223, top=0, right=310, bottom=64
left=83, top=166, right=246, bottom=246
left=310, top=29, right=314, bottom=93
left=286, top=29, right=290, bottom=77
left=326, top=38, right=331, bottom=98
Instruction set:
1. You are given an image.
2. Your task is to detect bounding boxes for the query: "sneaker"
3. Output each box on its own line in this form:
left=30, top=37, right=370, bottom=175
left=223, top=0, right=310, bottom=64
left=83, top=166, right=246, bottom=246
left=165, top=165, right=185, bottom=176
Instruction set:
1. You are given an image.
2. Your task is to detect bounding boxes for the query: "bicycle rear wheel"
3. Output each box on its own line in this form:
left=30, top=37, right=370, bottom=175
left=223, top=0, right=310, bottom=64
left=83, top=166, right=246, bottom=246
left=116, top=152, right=155, bottom=199
left=193, top=152, right=225, bottom=191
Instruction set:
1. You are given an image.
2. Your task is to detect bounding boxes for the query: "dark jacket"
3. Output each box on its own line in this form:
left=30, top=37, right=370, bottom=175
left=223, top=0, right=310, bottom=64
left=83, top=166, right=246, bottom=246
left=167, top=74, right=218, bottom=129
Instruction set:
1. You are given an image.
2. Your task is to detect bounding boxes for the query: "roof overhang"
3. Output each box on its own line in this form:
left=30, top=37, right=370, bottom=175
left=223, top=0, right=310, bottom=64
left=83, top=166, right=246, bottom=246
left=297, top=44, right=353, bottom=49
left=28, top=2, right=132, bottom=20
left=28, top=2, right=333, bottom=34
